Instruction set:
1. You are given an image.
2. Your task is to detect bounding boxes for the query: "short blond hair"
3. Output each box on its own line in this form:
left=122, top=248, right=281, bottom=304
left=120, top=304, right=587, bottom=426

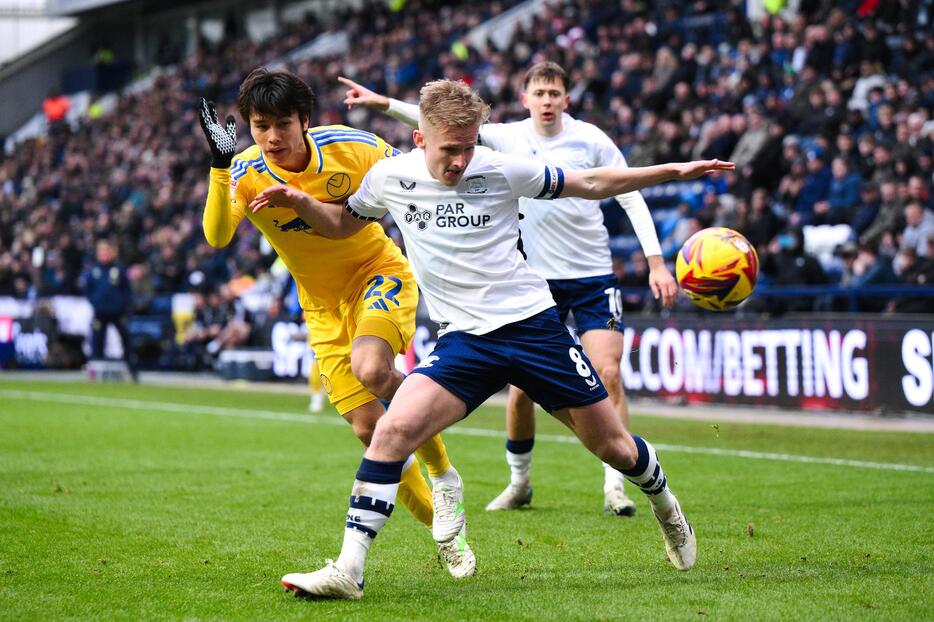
left=419, top=79, right=491, bottom=130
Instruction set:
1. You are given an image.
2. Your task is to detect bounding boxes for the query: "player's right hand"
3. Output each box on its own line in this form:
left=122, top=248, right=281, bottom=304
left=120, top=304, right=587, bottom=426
left=674, top=159, right=735, bottom=180
left=337, top=76, right=390, bottom=111
left=198, top=98, right=237, bottom=169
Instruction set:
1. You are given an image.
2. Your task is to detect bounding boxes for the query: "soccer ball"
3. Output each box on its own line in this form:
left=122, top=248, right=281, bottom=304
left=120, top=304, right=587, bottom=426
left=676, top=227, right=759, bottom=311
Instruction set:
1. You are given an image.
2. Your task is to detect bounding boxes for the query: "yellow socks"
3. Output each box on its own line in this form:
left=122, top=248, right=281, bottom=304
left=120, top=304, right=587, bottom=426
left=397, top=458, right=434, bottom=527
left=416, top=434, right=451, bottom=478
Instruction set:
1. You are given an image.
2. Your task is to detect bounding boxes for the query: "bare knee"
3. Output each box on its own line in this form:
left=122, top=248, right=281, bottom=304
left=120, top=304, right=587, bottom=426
left=344, top=414, right=376, bottom=446
left=595, top=362, right=621, bottom=392
left=351, top=353, right=394, bottom=397
left=507, top=386, right=533, bottom=414
left=593, top=434, right=638, bottom=471
left=370, top=414, right=420, bottom=456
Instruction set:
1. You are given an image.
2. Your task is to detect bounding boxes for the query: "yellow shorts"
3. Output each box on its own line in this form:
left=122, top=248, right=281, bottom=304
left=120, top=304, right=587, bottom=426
left=306, top=265, right=417, bottom=415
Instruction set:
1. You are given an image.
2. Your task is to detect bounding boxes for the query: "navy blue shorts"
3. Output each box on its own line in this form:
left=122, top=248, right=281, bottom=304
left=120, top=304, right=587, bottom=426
left=411, top=308, right=608, bottom=416
left=547, top=274, right=623, bottom=334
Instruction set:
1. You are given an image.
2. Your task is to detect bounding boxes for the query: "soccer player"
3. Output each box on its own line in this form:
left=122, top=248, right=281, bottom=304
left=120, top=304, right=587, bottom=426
left=251, top=79, right=733, bottom=599
left=338, top=63, right=678, bottom=517
left=197, top=68, right=474, bottom=578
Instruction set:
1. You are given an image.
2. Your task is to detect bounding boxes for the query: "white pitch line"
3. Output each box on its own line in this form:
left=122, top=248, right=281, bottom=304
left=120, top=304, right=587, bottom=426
left=2, top=389, right=933, bottom=475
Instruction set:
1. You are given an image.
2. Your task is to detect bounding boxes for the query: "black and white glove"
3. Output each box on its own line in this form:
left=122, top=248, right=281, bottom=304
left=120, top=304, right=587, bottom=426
left=198, top=98, right=237, bottom=169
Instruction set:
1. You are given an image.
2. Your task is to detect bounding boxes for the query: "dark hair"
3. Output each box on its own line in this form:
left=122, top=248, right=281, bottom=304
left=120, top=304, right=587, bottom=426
left=522, top=61, right=570, bottom=91
left=237, top=68, right=315, bottom=124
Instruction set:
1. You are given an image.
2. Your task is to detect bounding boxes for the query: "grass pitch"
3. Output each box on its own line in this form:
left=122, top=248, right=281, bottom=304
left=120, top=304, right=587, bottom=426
left=1, top=379, right=932, bottom=621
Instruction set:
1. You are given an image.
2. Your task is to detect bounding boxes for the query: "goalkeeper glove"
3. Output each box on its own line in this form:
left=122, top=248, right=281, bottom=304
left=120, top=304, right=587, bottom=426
left=198, top=98, right=237, bottom=169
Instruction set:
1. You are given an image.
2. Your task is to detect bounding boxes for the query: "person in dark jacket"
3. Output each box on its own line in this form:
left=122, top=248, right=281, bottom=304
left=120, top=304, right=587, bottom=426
left=81, top=239, right=137, bottom=379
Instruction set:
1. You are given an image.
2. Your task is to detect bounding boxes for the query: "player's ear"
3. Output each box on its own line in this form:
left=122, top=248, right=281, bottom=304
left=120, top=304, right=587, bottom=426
left=300, top=115, right=309, bottom=132
left=413, top=129, right=425, bottom=149
left=519, top=91, right=530, bottom=110
left=564, top=94, right=570, bottom=109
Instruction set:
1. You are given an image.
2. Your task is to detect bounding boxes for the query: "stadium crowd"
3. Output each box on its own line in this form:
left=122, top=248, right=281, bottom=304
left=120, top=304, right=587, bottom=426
left=1, top=0, right=933, bottom=364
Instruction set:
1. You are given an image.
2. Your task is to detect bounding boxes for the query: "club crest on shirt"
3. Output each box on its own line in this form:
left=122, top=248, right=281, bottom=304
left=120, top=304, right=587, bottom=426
left=464, top=175, right=488, bottom=194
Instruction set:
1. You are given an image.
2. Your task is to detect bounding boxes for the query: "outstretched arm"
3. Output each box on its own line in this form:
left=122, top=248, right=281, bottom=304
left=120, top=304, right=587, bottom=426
left=249, top=185, right=367, bottom=239
left=338, top=76, right=420, bottom=127
left=563, top=160, right=735, bottom=199
left=198, top=98, right=244, bottom=248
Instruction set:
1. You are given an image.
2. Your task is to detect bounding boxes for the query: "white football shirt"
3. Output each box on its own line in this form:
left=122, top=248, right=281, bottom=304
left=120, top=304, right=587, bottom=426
left=479, top=113, right=661, bottom=279
left=346, top=146, right=564, bottom=335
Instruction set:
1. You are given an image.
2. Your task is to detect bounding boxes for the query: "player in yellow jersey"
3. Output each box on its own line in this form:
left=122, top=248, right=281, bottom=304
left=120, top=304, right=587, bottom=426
left=198, top=68, right=474, bottom=578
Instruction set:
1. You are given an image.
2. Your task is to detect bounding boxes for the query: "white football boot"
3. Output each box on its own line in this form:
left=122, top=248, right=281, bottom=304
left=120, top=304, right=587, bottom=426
left=431, top=473, right=466, bottom=543
left=603, top=485, right=637, bottom=517
left=437, top=526, right=477, bottom=578
left=653, top=498, right=696, bottom=570
left=281, top=560, right=363, bottom=600
left=484, top=482, right=532, bottom=511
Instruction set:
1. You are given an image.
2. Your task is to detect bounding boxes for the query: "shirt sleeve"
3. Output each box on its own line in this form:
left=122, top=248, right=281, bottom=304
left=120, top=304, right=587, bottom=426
left=498, top=152, right=565, bottom=201
left=203, top=165, right=248, bottom=248
left=386, top=98, right=420, bottom=126
left=595, top=132, right=663, bottom=257
left=346, top=165, right=389, bottom=221
left=477, top=123, right=513, bottom=152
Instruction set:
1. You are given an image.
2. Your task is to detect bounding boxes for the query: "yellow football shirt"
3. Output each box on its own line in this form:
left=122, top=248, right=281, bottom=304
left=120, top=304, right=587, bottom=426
left=203, top=125, right=406, bottom=310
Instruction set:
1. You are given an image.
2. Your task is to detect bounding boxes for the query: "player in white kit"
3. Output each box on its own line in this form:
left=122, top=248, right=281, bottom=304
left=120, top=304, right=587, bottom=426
left=251, top=80, right=732, bottom=599
left=338, top=62, right=678, bottom=517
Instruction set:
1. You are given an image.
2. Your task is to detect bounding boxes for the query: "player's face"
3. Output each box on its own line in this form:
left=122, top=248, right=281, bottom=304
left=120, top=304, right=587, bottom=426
left=414, top=121, right=478, bottom=187
left=521, top=78, right=569, bottom=135
left=249, top=112, right=310, bottom=171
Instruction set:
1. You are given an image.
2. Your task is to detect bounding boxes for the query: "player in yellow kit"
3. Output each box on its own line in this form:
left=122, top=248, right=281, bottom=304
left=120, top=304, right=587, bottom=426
left=198, top=68, right=474, bottom=578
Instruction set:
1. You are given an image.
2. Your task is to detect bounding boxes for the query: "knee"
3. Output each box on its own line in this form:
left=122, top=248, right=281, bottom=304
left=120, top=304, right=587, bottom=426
left=506, top=387, right=530, bottom=411
left=595, top=362, right=622, bottom=391
left=593, top=434, right=638, bottom=471
left=370, top=414, right=418, bottom=453
left=347, top=415, right=376, bottom=446
left=351, top=353, right=392, bottom=393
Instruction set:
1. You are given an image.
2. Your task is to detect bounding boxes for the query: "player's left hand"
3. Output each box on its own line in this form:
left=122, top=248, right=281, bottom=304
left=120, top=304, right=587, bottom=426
left=674, top=159, right=735, bottom=180
left=249, top=184, right=311, bottom=213
left=647, top=256, right=678, bottom=309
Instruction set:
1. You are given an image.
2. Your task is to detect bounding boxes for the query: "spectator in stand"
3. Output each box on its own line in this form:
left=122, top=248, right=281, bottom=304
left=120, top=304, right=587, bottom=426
left=615, top=250, right=650, bottom=312
left=204, top=284, right=253, bottom=357
left=756, top=228, right=830, bottom=314
left=741, top=187, right=782, bottom=250
left=900, top=202, right=934, bottom=257
left=80, top=239, right=137, bottom=380
left=836, top=240, right=898, bottom=312
left=861, top=180, right=904, bottom=246
left=792, top=148, right=832, bottom=225
left=894, top=238, right=934, bottom=313
left=851, top=181, right=882, bottom=238
left=41, top=89, right=70, bottom=135
left=730, top=103, right=772, bottom=171
left=818, top=156, right=862, bottom=224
